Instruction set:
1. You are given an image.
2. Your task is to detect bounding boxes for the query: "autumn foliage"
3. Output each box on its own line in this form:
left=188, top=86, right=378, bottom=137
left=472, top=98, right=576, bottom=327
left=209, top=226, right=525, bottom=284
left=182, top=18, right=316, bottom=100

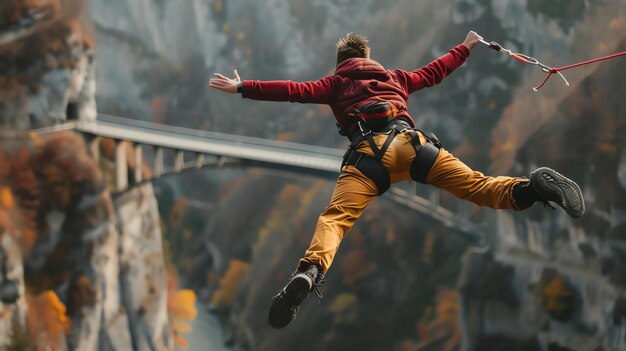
left=26, top=290, right=70, bottom=350
left=0, top=131, right=99, bottom=348
left=542, top=275, right=576, bottom=322
left=1, top=132, right=102, bottom=255
left=210, top=259, right=250, bottom=310
left=166, top=271, right=197, bottom=349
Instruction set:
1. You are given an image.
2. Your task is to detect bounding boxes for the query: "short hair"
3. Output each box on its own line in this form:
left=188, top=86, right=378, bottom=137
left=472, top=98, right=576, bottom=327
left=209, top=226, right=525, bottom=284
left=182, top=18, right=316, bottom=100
left=336, top=33, right=370, bottom=65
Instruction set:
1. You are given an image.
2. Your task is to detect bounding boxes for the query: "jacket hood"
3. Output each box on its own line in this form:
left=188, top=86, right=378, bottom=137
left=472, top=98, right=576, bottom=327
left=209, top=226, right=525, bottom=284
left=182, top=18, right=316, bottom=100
left=334, top=57, right=390, bottom=81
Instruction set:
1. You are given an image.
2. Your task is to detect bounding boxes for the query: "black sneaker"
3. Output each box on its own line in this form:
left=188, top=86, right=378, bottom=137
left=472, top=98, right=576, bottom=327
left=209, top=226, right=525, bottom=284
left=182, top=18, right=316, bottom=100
left=268, top=265, right=324, bottom=329
left=530, top=167, right=585, bottom=218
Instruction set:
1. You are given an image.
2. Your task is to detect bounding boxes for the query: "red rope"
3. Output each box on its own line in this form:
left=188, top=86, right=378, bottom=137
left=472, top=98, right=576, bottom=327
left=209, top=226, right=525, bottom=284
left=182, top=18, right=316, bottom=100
left=534, top=73, right=554, bottom=91
left=534, top=51, right=626, bottom=91
left=552, top=51, right=626, bottom=73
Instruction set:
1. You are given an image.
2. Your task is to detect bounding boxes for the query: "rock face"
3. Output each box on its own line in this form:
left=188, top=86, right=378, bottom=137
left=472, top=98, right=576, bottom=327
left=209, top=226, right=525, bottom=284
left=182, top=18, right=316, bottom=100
left=115, top=184, right=173, bottom=351
left=0, top=1, right=173, bottom=350
left=0, top=4, right=97, bottom=128
left=30, top=43, right=97, bottom=124
left=0, top=233, right=27, bottom=350
left=62, top=181, right=172, bottom=351
left=0, top=131, right=173, bottom=350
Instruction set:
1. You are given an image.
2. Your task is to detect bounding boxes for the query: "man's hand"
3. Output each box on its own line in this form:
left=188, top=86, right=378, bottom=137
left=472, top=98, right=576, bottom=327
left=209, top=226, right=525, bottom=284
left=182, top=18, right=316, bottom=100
left=462, top=31, right=483, bottom=50
left=209, top=69, right=241, bottom=94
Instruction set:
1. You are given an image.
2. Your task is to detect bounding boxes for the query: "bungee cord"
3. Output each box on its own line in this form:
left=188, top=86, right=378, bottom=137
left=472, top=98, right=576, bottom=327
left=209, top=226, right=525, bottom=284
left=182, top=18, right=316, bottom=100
left=479, top=38, right=626, bottom=91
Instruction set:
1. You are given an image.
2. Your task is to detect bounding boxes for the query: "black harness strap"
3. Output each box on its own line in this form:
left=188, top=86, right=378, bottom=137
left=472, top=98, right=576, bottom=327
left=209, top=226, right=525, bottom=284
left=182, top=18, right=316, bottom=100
left=361, top=120, right=396, bottom=161
left=342, top=151, right=391, bottom=195
left=341, top=119, right=401, bottom=195
left=405, top=129, right=441, bottom=184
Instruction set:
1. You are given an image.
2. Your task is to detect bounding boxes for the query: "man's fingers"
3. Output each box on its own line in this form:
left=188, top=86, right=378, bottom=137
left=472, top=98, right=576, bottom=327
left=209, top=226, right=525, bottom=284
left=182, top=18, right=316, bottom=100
left=209, top=79, right=235, bottom=90
left=208, top=79, right=228, bottom=86
left=209, top=81, right=230, bottom=89
left=209, top=83, right=229, bottom=91
left=209, top=77, right=227, bottom=83
left=233, top=69, right=240, bottom=82
left=208, top=80, right=225, bottom=87
left=213, top=73, right=228, bottom=79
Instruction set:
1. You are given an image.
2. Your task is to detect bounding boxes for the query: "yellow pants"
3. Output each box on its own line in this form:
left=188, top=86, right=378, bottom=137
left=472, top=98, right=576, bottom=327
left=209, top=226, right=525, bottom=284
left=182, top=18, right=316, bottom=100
left=299, top=131, right=526, bottom=273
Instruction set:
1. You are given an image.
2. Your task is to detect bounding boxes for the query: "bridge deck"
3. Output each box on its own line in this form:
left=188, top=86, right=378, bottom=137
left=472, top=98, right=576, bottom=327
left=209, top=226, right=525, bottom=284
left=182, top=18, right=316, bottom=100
left=77, top=114, right=344, bottom=179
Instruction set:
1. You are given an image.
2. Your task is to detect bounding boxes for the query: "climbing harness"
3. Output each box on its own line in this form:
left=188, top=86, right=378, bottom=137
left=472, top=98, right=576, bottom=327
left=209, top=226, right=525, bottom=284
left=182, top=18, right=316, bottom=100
left=341, top=116, right=398, bottom=195
left=479, top=38, right=626, bottom=91
left=341, top=101, right=441, bottom=194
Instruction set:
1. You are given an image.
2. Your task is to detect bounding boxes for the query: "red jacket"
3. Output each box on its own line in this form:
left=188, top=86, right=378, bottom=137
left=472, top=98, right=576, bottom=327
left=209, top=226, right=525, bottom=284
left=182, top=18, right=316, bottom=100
left=241, top=44, right=470, bottom=134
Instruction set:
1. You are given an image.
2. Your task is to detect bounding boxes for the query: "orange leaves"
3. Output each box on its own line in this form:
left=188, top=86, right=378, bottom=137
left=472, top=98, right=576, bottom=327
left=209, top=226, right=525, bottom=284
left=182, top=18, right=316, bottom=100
left=1, top=187, right=14, bottom=209
left=278, top=184, right=303, bottom=205
left=26, top=290, right=70, bottom=349
left=542, top=276, right=573, bottom=314
left=172, top=318, right=192, bottom=334
left=531, top=273, right=577, bottom=322
left=174, top=334, right=189, bottom=349
left=210, top=259, right=250, bottom=309
left=275, top=132, right=294, bottom=142
left=170, top=290, right=197, bottom=348
left=169, top=289, right=197, bottom=321
left=434, top=288, right=461, bottom=351
left=166, top=271, right=197, bottom=349
left=0, top=185, right=16, bottom=234
left=435, top=288, right=459, bottom=328
left=167, top=289, right=197, bottom=348
left=3, top=145, right=39, bottom=252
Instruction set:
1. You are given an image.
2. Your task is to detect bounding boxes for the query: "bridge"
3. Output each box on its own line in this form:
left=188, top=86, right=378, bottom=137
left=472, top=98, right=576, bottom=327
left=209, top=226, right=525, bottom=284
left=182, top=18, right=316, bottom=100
left=32, top=114, right=485, bottom=240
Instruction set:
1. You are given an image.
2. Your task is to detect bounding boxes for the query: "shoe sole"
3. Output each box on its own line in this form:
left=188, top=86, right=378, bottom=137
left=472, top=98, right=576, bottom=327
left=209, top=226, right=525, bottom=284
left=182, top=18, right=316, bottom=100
left=531, top=167, right=585, bottom=218
left=268, top=275, right=311, bottom=329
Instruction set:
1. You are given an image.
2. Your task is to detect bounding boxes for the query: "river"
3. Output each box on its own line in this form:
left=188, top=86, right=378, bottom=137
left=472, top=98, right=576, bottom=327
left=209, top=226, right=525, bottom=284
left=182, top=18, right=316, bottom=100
left=187, top=303, right=232, bottom=351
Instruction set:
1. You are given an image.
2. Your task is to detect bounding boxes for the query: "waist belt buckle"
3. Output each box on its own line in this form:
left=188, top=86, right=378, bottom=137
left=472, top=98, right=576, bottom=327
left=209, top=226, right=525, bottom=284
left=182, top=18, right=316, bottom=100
left=358, top=120, right=372, bottom=137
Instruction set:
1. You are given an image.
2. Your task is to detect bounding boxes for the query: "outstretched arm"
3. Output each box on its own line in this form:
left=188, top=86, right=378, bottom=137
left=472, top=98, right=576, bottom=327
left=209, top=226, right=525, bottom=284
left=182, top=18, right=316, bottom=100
left=395, top=31, right=482, bottom=94
left=209, top=70, right=338, bottom=104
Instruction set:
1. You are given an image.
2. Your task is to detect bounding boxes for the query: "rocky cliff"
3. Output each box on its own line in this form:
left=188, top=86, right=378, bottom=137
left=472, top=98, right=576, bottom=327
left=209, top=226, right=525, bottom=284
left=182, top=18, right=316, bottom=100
left=0, top=1, right=178, bottom=350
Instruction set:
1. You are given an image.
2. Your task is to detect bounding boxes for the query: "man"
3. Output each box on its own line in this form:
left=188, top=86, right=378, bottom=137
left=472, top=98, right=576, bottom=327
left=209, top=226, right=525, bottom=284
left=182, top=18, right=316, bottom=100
left=209, top=31, right=585, bottom=329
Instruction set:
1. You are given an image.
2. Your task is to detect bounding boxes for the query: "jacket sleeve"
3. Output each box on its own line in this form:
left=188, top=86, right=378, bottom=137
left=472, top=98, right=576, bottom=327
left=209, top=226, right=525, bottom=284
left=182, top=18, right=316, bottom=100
left=241, top=75, right=338, bottom=104
left=394, top=44, right=470, bottom=94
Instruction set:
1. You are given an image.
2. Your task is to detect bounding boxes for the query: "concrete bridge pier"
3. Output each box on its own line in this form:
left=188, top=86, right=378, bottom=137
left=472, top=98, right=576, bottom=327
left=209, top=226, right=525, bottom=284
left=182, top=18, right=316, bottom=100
left=115, top=140, right=128, bottom=192
left=134, top=144, right=142, bottom=184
